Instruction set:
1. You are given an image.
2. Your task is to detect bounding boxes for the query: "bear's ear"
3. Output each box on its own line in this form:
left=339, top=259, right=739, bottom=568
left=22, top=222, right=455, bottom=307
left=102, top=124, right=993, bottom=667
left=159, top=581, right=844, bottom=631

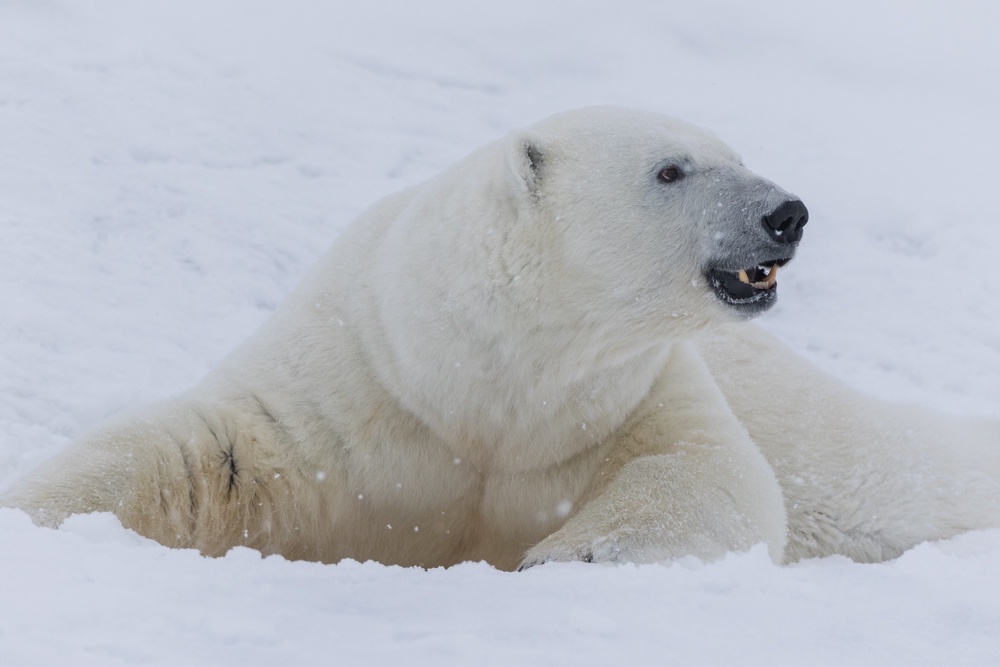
left=505, top=132, right=545, bottom=196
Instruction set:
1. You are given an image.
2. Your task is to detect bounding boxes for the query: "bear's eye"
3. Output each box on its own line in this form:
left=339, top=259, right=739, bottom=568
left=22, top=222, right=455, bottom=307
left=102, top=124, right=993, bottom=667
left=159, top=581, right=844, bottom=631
left=657, top=166, right=683, bottom=184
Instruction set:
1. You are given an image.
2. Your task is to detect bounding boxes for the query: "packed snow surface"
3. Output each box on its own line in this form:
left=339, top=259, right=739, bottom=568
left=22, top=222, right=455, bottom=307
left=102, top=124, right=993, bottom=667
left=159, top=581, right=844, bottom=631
left=1, top=1, right=999, bottom=665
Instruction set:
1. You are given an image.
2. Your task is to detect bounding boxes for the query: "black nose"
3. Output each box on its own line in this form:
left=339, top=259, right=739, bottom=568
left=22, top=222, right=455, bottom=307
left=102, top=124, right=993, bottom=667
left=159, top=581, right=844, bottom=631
left=762, top=199, right=808, bottom=244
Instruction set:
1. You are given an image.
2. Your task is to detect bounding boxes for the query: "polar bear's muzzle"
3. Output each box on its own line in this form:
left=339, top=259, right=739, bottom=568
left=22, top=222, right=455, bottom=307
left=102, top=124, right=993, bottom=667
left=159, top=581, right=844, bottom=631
left=705, top=199, right=807, bottom=317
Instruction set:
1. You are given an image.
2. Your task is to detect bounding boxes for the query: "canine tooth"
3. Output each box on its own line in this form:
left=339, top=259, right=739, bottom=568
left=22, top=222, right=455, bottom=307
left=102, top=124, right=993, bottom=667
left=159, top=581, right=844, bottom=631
left=762, top=263, right=779, bottom=288
left=738, top=269, right=750, bottom=284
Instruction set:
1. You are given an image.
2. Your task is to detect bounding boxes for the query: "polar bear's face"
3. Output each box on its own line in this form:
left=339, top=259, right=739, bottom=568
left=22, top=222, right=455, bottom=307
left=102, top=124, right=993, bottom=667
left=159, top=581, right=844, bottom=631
left=520, top=108, right=807, bottom=327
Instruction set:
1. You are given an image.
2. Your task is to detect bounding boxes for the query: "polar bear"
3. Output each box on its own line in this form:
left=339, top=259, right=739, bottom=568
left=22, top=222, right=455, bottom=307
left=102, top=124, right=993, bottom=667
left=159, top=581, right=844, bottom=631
left=3, top=107, right=999, bottom=569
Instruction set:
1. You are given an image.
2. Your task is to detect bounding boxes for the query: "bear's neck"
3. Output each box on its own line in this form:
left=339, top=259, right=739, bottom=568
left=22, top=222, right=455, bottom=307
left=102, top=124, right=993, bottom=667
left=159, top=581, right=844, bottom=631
left=358, top=178, right=676, bottom=472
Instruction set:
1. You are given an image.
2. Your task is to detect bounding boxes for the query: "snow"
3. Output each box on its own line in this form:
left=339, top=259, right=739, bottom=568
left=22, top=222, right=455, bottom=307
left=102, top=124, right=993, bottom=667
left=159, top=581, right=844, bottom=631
left=1, top=0, right=999, bottom=664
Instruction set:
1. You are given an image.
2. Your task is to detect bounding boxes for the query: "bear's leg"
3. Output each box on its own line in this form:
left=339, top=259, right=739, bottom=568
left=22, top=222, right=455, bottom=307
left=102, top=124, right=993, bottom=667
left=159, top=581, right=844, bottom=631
left=698, top=323, right=1000, bottom=562
left=2, top=404, right=198, bottom=544
left=520, top=342, right=787, bottom=568
left=1, top=398, right=326, bottom=558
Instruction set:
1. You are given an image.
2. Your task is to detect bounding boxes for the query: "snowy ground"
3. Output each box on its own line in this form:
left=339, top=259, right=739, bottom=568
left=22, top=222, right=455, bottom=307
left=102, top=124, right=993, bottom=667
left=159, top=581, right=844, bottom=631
left=1, top=1, right=999, bottom=664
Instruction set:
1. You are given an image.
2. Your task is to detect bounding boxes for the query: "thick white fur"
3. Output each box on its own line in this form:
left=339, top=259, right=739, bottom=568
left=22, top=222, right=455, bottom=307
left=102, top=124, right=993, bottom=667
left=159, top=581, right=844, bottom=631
left=4, top=107, right=999, bottom=569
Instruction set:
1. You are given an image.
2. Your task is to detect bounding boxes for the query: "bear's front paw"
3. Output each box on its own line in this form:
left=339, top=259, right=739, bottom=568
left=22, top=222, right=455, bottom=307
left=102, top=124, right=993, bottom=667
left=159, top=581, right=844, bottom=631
left=518, top=545, right=594, bottom=571
left=518, top=531, right=629, bottom=570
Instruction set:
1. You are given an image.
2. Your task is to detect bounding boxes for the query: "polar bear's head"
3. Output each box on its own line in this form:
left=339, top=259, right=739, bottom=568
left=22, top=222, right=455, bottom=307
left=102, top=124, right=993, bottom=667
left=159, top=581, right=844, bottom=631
left=505, top=107, right=807, bottom=327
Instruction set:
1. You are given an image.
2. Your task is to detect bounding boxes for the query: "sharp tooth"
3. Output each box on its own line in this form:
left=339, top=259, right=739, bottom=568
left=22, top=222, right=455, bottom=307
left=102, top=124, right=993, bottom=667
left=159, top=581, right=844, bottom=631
left=763, top=263, right=779, bottom=288
left=737, top=269, right=750, bottom=284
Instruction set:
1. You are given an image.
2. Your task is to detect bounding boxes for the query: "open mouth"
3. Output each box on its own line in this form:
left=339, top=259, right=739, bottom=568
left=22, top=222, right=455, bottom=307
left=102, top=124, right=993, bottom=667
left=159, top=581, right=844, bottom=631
left=706, top=258, right=791, bottom=316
